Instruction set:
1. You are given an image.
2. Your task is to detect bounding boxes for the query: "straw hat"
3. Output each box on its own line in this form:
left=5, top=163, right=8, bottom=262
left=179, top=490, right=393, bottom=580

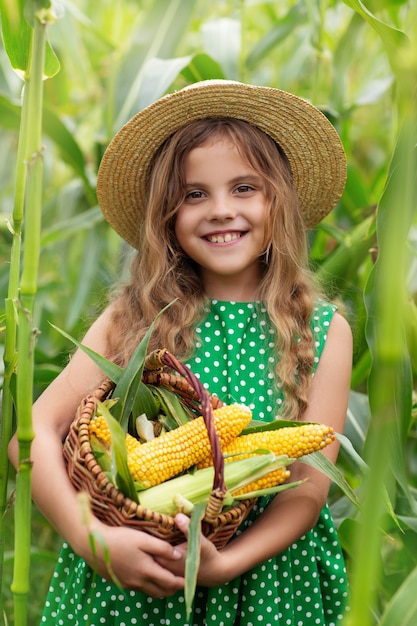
left=97, top=80, right=346, bottom=249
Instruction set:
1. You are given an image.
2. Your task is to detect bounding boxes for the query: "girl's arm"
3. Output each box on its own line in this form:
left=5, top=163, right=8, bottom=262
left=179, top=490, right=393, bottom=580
left=160, top=312, right=353, bottom=586
left=8, top=306, right=185, bottom=598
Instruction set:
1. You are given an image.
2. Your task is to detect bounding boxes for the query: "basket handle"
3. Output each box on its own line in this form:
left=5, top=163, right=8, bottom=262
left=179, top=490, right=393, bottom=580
left=144, top=349, right=226, bottom=521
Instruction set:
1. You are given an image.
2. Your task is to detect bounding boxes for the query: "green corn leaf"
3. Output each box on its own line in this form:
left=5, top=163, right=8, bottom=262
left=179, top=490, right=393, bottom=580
left=246, top=1, right=307, bottom=69
left=49, top=323, right=123, bottom=383
left=299, top=451, right=360, bottom=507
left=342, top=0, right=409, bottom=71
left=41, top=207, right=104, bottom=247
left=181, top=52, right=225, bottom=83
left=379, top=564, right=417, bottom=626
left=51, top=302, right=176, bottom=432
left=0, top=0, right=60, bottom=77
left=0, top=92, right=21, bottom=130
left=184, top=502, right=206, bottom=619
left=337, top=434, right=402, bottom=530
left=42, top=108, right=94, bottom=195
left=157, top=413, right=182, bottom=432
left=241, top=419, right=310, bottom=435
left=337, top=433, right=368, bottom=474
left=149, top=386, right=194, bottom=426
left=90, top=434, right=112, bottom=472
left=111, top=300, right=175, bottom=430
left=138, top=454, right=292, bottom=515
left=96, top=400, right=138, bottom=503
left=89, top=528, right=122, bottom=589
left=131, top=382, right=161, bottom=422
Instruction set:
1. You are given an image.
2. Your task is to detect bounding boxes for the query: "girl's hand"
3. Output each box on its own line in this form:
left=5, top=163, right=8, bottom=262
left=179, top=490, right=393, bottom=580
left=156, top=513, right=232, bottom=587
left=81, top=522, right=185, bottom=598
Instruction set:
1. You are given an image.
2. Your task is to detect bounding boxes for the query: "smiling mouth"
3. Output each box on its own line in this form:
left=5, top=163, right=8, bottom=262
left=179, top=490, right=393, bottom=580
left=205, top=232, right=244, bottom=244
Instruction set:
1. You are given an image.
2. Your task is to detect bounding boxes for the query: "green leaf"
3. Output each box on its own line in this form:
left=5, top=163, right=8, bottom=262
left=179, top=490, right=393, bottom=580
left=0, top=0, right=60, bottom=77
left=42, top=108, right=94, bottom=194
left=241, top=419, right=311, bottom=435
left=136, top=56, right=192, bottom=111
left=246, top=1, right=307, bottom=69
left=379, top=564, right=417, bottom=626
left=90, top=434, right=112, bottom=472
left=111, top=300, right=175, bottom=430
left=49, top=322, right=123, bottom=383
left=337, top=433, right=368, bottom=474
left=131, top=382, right=161, bottom=422
left=181, top=52, right=225, bottom=83
left=0, top=92, right=21, bottom=129
left=96, top=400, right=138, bottom=503
left=41, top=207, right=103, bottom=247
left=201, top=18, right=240, bottom=80
left=149, top=386, right=193, bottom=426
left=113, top=0, right=198, bottom=129
left=184, top=502, right=206, bottom=619
left=0, top=96, right=94, bottom=194
left=299, top=451, right=360, bottom=508
left=342, top=0, right=409, bottom=71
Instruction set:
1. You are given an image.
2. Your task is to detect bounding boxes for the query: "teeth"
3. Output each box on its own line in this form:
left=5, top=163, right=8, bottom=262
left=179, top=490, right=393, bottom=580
left=207, top=233, right=241, bottom=243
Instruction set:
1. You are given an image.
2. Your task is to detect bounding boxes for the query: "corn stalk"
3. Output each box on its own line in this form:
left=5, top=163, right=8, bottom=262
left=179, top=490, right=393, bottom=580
left=0, top=0, right=58, bottom=623
left=343, top=8, right=417, bottom=624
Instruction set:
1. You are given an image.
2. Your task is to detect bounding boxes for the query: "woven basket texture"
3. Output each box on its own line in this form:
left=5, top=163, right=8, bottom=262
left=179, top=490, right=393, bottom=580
left=63, top=352, right=256, bottom=549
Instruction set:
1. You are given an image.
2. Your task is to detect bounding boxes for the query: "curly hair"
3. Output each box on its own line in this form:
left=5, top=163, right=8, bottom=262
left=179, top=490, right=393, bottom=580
left=106, top=118, right=325, bottom=419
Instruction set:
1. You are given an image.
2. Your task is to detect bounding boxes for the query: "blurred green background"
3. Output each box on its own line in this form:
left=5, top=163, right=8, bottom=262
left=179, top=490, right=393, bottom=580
left=1, top=1, right=416, bottom=624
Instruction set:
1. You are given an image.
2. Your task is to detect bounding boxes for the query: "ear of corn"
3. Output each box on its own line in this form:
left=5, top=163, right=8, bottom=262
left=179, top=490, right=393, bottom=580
left=137, top=453, right=290, bottom=515
left=89, top=417, right=139, bottom=454
left=231, top=466, right=291, bottom=496
left=89, top=403, right=252, bottom=488
left=197, top=422, right=335, bottom=469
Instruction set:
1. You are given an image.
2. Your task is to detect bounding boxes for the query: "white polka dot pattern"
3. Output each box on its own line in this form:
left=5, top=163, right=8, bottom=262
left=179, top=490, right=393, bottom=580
left=42, top=300, right=349, bottom=625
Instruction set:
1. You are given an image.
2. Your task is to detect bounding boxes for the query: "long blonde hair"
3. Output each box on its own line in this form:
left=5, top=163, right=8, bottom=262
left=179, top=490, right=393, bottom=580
left=106, top=118, right=324, bottom=419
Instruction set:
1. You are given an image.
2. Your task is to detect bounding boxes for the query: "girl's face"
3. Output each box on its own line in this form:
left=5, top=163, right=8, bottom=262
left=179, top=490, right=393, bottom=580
left=175, top=138, right=268, bottom=301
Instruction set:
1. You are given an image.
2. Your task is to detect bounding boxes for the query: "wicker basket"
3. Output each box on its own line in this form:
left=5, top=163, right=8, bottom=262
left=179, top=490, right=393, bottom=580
left=63, top=349, right=256, bottom=549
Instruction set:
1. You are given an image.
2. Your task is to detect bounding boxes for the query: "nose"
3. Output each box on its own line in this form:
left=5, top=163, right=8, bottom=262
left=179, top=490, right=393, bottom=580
left=207, top=193, right=237, bottom=221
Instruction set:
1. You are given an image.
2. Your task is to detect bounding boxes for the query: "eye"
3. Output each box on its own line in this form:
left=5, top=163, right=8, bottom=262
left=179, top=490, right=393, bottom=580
left=235, top=184, right=255, bottom=194
left=184, top=190, right=205, bottom=201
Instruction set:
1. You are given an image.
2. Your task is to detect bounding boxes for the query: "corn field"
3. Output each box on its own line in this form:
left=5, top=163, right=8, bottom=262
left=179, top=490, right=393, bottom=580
left=0, top=0, right=416, bottom=624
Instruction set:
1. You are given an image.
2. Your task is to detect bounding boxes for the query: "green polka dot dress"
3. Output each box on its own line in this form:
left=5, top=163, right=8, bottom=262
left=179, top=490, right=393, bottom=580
left=41, top=300, right=350, bottom=625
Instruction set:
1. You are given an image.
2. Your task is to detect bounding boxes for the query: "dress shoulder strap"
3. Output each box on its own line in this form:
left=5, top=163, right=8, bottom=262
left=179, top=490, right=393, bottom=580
left=311, top=300, right=337, bottom=374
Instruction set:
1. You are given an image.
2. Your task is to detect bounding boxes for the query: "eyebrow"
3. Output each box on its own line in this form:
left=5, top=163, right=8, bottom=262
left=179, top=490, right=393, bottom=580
left=185, top=174, right=263, bottom=188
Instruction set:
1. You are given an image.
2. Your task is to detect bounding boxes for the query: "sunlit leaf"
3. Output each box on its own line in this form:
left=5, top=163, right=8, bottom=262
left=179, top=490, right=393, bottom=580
left=201, top=18, right=240, bottom=80
left=342, top=0, right=409, bottom=68
left=136, top=56, right=192, bottom=111
left=181, top=52, right=225, bottom=83
left=0, top=0, right=60, bottom=77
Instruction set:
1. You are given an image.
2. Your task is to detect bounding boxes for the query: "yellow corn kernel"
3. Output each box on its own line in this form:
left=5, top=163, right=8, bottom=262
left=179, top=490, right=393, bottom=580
left=128, top=403, right=251, bottom=487
left=231, top=466, right=291, bottom=496
left=89, top=415, right=112, bottom=446
left=198, top=422, right=335, bottom=469
left=89, top=416, right=139, bottom=453
left=90, top=404, right=252, bottom=488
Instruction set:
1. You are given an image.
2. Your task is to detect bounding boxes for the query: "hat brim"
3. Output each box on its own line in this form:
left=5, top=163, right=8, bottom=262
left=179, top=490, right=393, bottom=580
left=97, top=80, right=346, bottom=249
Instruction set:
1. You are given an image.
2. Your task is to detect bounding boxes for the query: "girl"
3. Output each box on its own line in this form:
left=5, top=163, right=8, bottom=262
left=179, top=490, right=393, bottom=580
left=9, top=80, right=352, bottom=625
